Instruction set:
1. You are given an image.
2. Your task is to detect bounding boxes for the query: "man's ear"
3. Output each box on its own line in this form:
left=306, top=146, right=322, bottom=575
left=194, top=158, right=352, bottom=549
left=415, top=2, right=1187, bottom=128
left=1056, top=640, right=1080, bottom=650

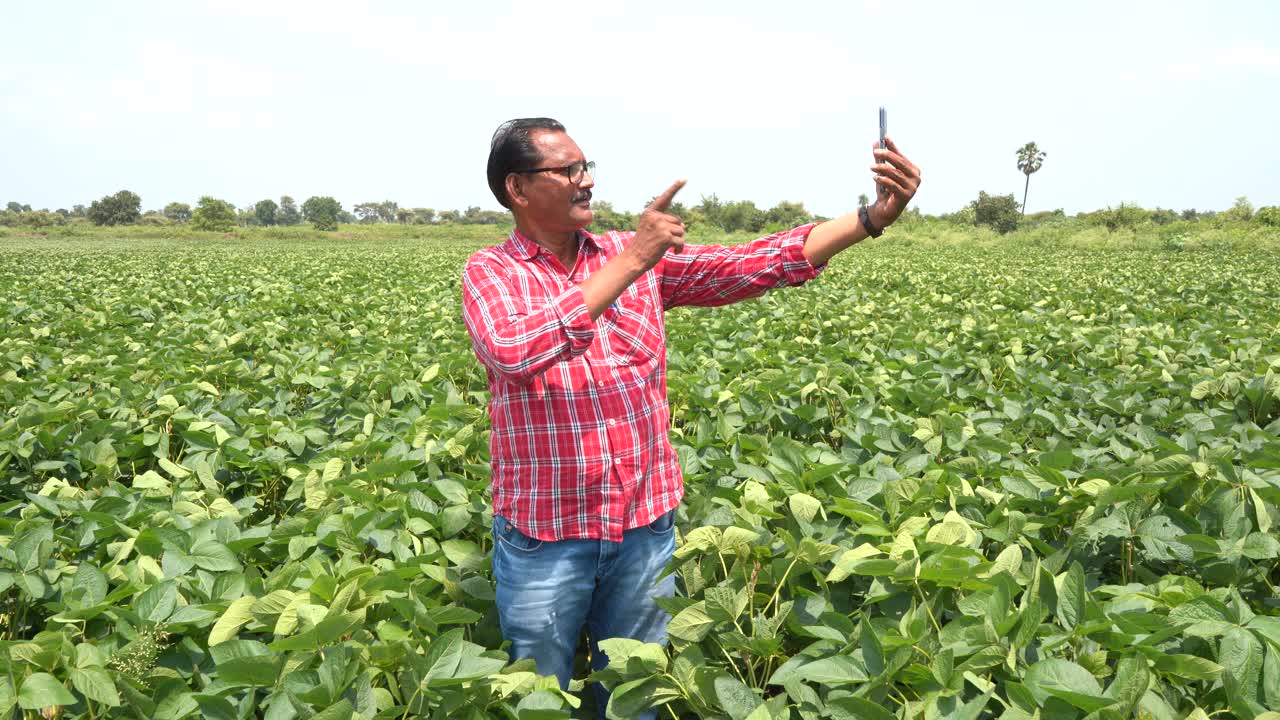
left=505, top=173, right=528, bottom=209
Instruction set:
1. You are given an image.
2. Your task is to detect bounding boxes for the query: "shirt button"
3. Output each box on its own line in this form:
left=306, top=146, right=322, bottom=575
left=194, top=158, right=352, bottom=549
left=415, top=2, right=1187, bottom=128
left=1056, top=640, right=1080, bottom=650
left=608, top=418, right=617, bottom=426
left=597, top=380, right=605, bottom=388
left=614, top=458, right=622, bottom=465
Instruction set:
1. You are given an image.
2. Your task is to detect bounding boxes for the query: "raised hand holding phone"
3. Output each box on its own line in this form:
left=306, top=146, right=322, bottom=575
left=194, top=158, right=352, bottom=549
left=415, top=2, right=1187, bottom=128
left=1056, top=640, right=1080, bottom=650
left=865, top=109, right=922, bottom=232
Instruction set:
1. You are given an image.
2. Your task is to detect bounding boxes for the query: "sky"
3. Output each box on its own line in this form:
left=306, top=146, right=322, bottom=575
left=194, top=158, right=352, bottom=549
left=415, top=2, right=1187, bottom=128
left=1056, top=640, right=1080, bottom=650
left=2, top=1, right=1278, bottom=218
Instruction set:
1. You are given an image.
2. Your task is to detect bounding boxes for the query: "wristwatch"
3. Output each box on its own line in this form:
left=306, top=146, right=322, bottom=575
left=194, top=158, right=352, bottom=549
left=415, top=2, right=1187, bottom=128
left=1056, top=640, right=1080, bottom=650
left=858, top=204, right=883, bottom=238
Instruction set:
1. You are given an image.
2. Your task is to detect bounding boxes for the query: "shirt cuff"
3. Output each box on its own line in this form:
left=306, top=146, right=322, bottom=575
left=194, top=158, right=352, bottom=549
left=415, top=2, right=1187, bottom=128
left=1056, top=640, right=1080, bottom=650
left=552, top=285, right=595, bottom=356
left=778, top=222, right=827, bottom=284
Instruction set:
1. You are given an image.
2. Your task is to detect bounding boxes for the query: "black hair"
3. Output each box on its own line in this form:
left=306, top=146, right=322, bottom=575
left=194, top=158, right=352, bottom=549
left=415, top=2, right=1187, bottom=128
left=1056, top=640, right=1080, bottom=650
left=487, top=117, right=566, bottom=209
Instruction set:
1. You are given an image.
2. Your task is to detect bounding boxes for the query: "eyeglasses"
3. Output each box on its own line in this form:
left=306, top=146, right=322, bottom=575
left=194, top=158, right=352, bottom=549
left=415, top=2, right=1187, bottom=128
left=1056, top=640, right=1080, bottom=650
left=516, top=160, right=595, bottom=184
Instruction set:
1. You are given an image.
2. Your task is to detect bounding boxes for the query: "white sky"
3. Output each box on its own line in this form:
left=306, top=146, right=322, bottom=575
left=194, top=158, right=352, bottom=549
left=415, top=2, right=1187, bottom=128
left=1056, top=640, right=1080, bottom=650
left=3, top=0, right=1278, bottom=217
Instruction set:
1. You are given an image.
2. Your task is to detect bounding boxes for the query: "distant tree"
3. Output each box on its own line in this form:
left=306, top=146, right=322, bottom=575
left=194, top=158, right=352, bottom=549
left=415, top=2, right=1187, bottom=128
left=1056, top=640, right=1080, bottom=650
left=587, top=201, right=636, bottom=232
left=718, top=200, right=766, bottom=233
left=278, top=196, right=302, bottom=225
left=1255, top=206, right=1280, bottom=226
left=1180, top=209, right=1200, bottom=221
left=395, top=207, right=413, bottom=224
left=377, top=201, right=399, bottom=223
left=139, top=211, right=172, bottom=226
left=857, top=193, right=870, bottom=207
left=191, top=196, right=237, bottom=231
left=1085, top=203, right=1149, bottom=231
left=765, top=200, right=812, bottom=229
left=254, top=199, right=279, bottom=226
left=693, top=194, right=723, bottom=228
left=971, top=191, right=1020, bottom=233
left=6, top=202, right=31, bottom=214
left=87, top=190, right=142, bottom=226
left=437, top=209, right=461, bottom=224
left=71, top=204, right=87, bottom=218
left=21, top=210, right=64, bottom=228
left=353, top=202, right=381, bottom=223
left=163, top=202, right=192, bottom=223
left=1223, top=195, right=1254, bottom=222
left=410, top=208, right=436, bottom=225
left=1015, top=142, right=1047, bottom=216
left=302, top=196, right=343, bottom=231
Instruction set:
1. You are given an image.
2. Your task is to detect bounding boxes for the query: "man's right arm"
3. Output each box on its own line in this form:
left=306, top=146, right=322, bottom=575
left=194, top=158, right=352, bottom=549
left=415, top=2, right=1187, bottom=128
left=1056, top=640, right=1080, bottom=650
left=462, top=256, right=599, bottom=386
left=463, top=181, right=688, bottom=385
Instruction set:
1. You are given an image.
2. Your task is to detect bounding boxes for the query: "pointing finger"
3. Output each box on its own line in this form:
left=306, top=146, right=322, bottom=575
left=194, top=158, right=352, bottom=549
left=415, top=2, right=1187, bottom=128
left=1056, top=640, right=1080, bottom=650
left=647, top=179, right=687, bottom=212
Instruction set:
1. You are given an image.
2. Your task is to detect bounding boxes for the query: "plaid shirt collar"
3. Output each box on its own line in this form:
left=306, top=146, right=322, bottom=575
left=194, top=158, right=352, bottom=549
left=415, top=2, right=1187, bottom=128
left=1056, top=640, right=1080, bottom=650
left=504, top=227, right=600, bottom=262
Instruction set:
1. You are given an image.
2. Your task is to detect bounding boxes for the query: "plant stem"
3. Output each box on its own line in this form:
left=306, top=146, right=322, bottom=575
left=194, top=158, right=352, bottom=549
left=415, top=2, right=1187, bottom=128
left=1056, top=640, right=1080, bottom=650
left=763, top=557, right=799, bottom=617
left=714, top=637, right=749, bottom=686
left=914, top=582, right=942, bottom=634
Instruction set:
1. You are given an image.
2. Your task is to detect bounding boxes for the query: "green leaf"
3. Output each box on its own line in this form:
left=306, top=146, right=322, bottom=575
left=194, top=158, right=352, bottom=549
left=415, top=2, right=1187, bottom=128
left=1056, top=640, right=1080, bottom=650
left=311, top=698, right=354, bottom=720
left=860, top=620, right=885, bottom=677
left=1153, top=653, right=1223, bottom=681
left=69, top=667, right=121, bottom=707
left=1220, top=626, right=1263, bottom=709
left=188, top=540, right=239, bottom=572
left=795, top=655, right=869, bottom=686
left=1024, top=658, right=1109, bottom=711
left=135, top=580, right=178, bottom=623
left=713, top=673, right=763, bottom=720
left=667, top=602, right=714, bottom=642
left=217, top=654, right=283, bottom=687
left=823, top=695, right=898, bottom=720
left=91, top=438, right=117, bottom=473
left=1103, top=655, right=1149, bottom=715
left=69, top=562, right=108, bottom=609
left=605, top=675, right=679, bottom=720
left=18, top=673, right=77, bottom=710
left=1055, top=561, right=1086, bottom=632
left=208, top=595, right=257, bottom=646
left=789, top=493, right=822, bottom=523
left=441, top=538, right=484, bottom=570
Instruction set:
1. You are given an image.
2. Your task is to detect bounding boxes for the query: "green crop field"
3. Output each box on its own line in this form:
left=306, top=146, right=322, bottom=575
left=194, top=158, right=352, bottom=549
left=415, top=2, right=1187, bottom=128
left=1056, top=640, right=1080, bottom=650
left=1, top=233, right=1279, bottom=719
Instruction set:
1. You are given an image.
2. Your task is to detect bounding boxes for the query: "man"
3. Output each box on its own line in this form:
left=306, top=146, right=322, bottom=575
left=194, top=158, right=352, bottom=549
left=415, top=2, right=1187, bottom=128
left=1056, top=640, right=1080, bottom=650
left=462, top=117, right=920, bottom=717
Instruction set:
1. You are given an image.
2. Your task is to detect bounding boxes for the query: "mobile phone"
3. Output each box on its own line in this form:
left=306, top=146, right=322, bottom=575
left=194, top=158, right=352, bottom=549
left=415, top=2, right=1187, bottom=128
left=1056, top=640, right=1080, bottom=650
left=878, top=106, right=888, bottom=195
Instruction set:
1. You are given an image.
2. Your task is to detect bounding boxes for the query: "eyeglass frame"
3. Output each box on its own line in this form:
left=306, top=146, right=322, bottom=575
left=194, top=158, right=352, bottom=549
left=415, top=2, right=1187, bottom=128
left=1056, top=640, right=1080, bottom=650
left=514, top=160, right=596, bottom=184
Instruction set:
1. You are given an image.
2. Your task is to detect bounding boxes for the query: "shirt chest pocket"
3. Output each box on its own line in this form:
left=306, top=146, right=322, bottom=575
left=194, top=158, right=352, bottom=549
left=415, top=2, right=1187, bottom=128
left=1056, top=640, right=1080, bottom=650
left=601, top=284, right=661, bottom=367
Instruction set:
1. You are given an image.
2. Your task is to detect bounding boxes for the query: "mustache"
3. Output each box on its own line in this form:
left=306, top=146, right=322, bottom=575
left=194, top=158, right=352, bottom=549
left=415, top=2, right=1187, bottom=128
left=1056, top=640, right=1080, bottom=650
left=572, top=190, right=592, bottom=203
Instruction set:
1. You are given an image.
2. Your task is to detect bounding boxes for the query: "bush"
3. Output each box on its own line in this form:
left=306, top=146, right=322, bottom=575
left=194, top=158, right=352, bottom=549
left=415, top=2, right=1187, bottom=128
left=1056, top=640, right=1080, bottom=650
left=1085, top=203, right=1150, bottom=231
left=971, top=191, right=1020, bottom=234
left=87, top=190, right=142, bottom=226
left=163, top=202, right=192, bottom=223
left=302, top=196, right=343, bottom=231
left=139, top=213, right=172, bottom=226
left=23, top=210, right=67, bottom=228
left=191, top=196, right=237, bottom=232
left=1254, top=206, right=1280, bottom=226
left=1223, top=195, right=1254, bottom=223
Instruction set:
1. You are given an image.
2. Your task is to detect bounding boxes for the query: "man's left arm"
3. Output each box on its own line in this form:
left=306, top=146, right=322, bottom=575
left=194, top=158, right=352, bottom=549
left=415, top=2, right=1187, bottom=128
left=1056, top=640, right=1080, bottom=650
left=802, top=136, right=922, bottom=267
left=658, top=136, right=921, bottom=308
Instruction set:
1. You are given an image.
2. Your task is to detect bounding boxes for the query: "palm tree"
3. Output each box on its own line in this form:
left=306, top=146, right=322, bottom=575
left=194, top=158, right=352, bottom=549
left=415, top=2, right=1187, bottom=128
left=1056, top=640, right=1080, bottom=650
left=1015, top=142, right=1047, bottom=216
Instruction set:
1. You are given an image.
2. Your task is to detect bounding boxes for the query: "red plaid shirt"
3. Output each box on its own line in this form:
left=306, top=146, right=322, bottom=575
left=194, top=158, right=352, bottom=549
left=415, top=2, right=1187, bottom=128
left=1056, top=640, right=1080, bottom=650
left=462, top=223, right=824, bottom=541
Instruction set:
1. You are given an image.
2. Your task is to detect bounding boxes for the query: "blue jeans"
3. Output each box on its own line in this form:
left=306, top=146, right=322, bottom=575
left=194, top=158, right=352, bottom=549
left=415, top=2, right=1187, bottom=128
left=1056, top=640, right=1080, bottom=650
left=491, top=510, right=677, bottom=720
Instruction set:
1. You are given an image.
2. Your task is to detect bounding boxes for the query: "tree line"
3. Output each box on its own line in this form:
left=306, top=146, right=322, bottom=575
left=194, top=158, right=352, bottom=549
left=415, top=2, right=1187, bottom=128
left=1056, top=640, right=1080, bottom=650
left=0, top=193, right=515, bottom=232
left=0, top=190, right=830, bottom=235
left=3, top=189, right=1277, bottom=235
